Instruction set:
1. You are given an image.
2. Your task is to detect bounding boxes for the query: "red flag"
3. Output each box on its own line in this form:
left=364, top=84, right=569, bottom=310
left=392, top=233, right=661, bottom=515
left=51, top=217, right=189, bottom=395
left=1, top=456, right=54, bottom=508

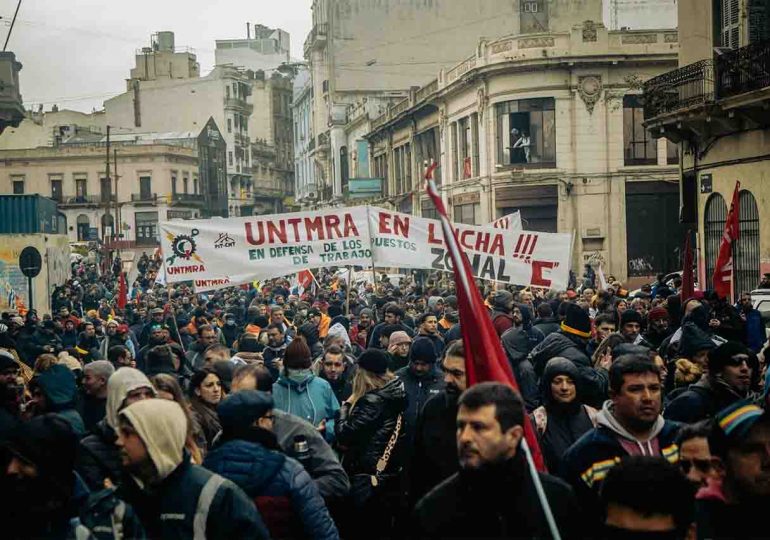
left=712, top=181, right=740, bottom=300
left=681, top=230, right=695, bottom=300
left=423, top=161, right=546, bottom=472
left=297, top=269, right=315, bottom=289
left=117, top=272, right=127, bottom=310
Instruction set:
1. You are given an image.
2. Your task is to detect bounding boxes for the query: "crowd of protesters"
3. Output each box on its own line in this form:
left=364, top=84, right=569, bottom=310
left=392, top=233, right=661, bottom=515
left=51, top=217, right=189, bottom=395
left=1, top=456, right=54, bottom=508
left=1, top=249, right=769, bottom=539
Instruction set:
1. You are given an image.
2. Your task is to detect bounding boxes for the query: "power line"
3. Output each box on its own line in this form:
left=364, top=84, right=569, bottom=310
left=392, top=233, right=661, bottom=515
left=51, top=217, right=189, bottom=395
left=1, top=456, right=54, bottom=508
left=2, top=0, right=22, bottom=51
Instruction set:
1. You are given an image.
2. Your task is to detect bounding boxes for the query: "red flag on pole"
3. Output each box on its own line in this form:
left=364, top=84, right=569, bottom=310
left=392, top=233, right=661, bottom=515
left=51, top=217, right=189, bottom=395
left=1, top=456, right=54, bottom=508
left=712, top=181, right=740, bottom=300
left=681, top=230, right=695, bottom=300
left=422, top=160, right=545, bottom=471
left=117, top=272, right=127, bottom=310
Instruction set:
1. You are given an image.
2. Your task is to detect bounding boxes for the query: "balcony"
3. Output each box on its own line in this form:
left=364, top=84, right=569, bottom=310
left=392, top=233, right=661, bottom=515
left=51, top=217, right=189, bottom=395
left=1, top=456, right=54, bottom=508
left=716, top=39, right=770, bottom=100
left=61, top=195, right=100, bottom=206
left=303, top=23, right=328, bottom=57
left=223, top=97, right=254, bottom=114
left=131, top=193, right=157, bottom=204
left=234, top=132, right=250, bottom=147
left=642, top=60, right=715, bottom=119
left=170, top=193, right=205, bottom=206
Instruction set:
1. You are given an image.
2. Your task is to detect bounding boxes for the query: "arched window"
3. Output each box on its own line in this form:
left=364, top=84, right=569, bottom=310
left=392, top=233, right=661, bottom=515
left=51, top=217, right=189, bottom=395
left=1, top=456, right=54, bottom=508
left=704, top=193, right=727, bottom=290
left=76, top=214, right=90, bottom=241
left=101, top=213, right=115, bottom=239
left=735, top=190, right=760, bottom=294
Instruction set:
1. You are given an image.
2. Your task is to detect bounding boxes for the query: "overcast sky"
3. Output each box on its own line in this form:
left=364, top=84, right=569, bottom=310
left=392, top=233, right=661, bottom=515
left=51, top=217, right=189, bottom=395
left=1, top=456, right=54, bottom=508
left=2, top=0, right=675, bottom=114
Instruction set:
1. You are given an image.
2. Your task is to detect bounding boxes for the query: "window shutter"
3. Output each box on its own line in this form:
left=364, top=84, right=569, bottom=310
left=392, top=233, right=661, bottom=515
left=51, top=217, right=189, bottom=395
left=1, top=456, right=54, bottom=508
left=722, top=0, right=741, bottom=49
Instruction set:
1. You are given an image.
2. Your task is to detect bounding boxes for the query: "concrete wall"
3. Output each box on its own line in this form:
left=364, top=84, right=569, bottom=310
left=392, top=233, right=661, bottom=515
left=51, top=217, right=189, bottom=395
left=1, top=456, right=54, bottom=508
left=677, top=0, right=716, bottom=66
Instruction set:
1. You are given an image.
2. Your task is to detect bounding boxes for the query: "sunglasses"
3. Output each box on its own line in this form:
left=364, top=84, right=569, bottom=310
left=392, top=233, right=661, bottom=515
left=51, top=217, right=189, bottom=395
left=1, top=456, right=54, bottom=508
left=725, top=355, right=750, bottom=367
left=679, top=458, right=711, bottom=475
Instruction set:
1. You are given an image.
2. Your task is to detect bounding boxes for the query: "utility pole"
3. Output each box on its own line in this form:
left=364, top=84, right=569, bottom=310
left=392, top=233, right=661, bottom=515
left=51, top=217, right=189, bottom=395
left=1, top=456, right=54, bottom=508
left=113, top=148, right=120, bottom=259
left=104, top=125, right=112, bottom=269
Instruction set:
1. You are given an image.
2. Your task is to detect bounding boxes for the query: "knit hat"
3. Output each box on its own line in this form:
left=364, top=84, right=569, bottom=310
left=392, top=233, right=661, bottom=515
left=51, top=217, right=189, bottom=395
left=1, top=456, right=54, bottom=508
left=358, top=349, right=389, bottom=375
left=119, top=399, right=187, bottom=481
left=284, top=338, right=312, bottom=370
left=217, top=390, right=273, bottom=435
left=620, top=309, right=643, bottom=327
left=492, top=290, right=513, bottom=310
left=0, top=350, right=16, bottom=371
left=560, top=304, right=591, bottom=338
left=715, top=399, right=765, bottom=440
left=410, top=337, right=438, bottom=364
left=388, top=331, right=412, bottom=347
left=678, top=323, right=716, bottom=358
left=708, top=341, right=749, bottom=374
left=648, top=306, right=669, bottom=322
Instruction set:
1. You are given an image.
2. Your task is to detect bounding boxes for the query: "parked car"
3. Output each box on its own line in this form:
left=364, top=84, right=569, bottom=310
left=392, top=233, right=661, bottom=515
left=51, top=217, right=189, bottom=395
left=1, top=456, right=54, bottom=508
left=750, top=289, right=770, bottom=337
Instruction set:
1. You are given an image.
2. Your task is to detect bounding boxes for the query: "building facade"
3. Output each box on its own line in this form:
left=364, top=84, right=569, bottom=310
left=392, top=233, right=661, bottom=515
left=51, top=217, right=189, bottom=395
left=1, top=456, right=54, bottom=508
left=0, top=121, right=227, bottom=246
left=292, top=67, right=317, bottom=204
left=643, top=0, right=770, bottom=296
left=362, top=21, right=682, bottom=282
left=104, top=32, right=255, bottom=216
left=215, top=24, right=291, bottom=72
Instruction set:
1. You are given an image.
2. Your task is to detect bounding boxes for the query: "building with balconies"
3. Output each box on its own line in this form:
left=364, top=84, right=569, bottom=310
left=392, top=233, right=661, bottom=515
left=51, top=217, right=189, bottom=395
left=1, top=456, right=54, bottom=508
left=362, top=11, right=682, bottom=282
left=643, top=0, right=770, bottom=295
left=0, top=119, right=227, bottom=246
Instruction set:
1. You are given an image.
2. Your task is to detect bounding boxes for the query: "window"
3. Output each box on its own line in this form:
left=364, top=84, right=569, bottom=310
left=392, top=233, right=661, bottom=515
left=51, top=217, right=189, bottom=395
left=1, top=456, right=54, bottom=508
left=100, top=177, right=112, bottom=203
left=421, top=199, right=439, bottom=220
left=373, top=153, right=388, bottom=197
left=227, top=118, right=232, bottom=133
left=76, top=214, right=90, bottom=241
left=49, top=175, right=63, bottom=202
left=457, top=117, right=471, bottom=179
left=226, top=85, right=230, bottom=99
left=471, top=113, right=480, bottom=177
left=451, top=122, right=458, bottom=180
left=228, top=151, right=233, bottom=166
left=414, top=128, right=441, bottom=185
left=171, top=172, right=178, bottom=195
left=667, top=140, right=679, bottom=165
left=193, top=175, right=199, bottom=195
left=720, top=0, right=740, bottom=49
left=393, top=143, right=411, bottom=194
left=135, top=211, right=159, bottom=247
left=623, top=95, right=657, bottom=165
left=11, top=176, right=24, bottom=194
left=75, top=176, right=88, bottom=200
left=495, top=97, right=556, bottom=167
left=139, top=176, right=152, bottom=199
left=454, top=203, right=479, bottom=225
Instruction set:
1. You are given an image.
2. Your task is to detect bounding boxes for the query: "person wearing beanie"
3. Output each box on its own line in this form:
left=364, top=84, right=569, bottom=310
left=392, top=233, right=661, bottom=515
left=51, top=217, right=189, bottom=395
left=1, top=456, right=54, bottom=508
left=76, top=367, right=156, bottom=490
left=203, top=391, right=339, bottom=540
left=528, top=303, right=609, bottom=408
left=643, top=305, right=672, bottom=349
left=0, top=414, right=146, bottom=539
left=529, top=357, right=598, bottom=471
left=694, top=400, right=770, bottom=539
left=619, top=309, right=652, bottom=347
left=387, top=330, right=412, bottom=371
left=116, top=399, right=268, bottom=539
left=665, top=342, right=756, bottom=424
left=395, top=337, right=445, bottom=451
left=335, top=348, right=407, bottom=538
left=490, top=289, right=515, bottom=337
left=272, top=338, right=340, bottom=443
left=350, top=308, right=375, bottom=350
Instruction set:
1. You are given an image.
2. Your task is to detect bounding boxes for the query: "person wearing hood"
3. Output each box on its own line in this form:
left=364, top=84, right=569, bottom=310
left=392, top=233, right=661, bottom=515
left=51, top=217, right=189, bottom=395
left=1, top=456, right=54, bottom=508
left=221, top=313, right=241, bottom=348
left=18, top=319, right=62, bottom=365
left=619, top=309, right=653, bottom=348
left=643, top=305, right=672, bottom=350
left=665, top=342, right=755, bottom=424
left=273, top=338, right=340, bottom=443
left=0, top=414, right=147, bottom=539
left=411, top=339, right=466, bottom=501
left=323, top=321, right=358, bottom=361
left=530, top=357, right=598, bottom=471
left=533, top=302, right=561, bottom=338
left=395, top=337, right=445, bottom=451
left=490, top=290, right=516, bottom=337
left=116, top=399, right=269, bottom=539
left=28, top=362, right=86, bottom=437
left=99, top=320, right=136, bottom=360
left=77, top=367, right=156, bottom=490
left=501, top=326, right=540, bottom=411
left=334, top=349, right=407, bottom=539
left=660, top=301, right=726, bottom=360
left=560, top=355, right=680, bottom=526
left=203, top=390, right=340, bottom=539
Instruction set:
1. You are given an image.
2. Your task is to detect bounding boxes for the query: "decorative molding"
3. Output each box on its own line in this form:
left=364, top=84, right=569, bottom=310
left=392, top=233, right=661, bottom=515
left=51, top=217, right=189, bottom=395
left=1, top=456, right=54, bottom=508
left=621, top=33, right=658, bottom=44
left=518, top=37, right=555, bottom=49
left=476, top=86, right=488, bottom=121
left=664, top=32, right=678, bottom=43
left=490, top=39, right=514, bottom=54
left=577, top=75, right=603, bottom=114
left=582, top=20, right=597, bottom=42
left=447, top=58, right=477, bottom=82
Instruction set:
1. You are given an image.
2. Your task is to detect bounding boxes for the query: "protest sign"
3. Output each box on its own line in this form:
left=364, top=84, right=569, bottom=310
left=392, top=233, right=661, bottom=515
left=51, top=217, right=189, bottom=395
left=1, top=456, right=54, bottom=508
left=489, top=211, right=522, bottom=231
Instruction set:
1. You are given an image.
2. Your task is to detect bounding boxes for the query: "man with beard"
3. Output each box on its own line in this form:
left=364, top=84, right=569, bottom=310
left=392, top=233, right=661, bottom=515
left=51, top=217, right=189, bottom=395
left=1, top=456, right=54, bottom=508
left=77, top=321, right=101, bottom=353
left=643, top=306, right=672, bottom=350
left=414, top=382, right=580, bottom=538
left=317, top=344, right=352, bottom=403
left=560, top=355, right=680, bottom=525
left=665, top=342, right=755, bottom=424
left=349, top=308, right=374, bottom=350
left=61, top=319, right=79, bottom=349
left=0, top=351, right=20, bottom=437
left=0, top=414, right=146, bottom=539
left=411, top=340, right=466, bottom=500
left=262, top=323, right=288, bottom=379
left=619, top=309, right=652, bottom=348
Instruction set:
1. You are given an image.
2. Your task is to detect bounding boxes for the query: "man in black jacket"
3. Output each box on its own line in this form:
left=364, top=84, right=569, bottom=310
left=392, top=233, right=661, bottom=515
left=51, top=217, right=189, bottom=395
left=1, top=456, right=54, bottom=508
left=414, top=382, right=581, bottom=539
left=532, top=303, right=561, bottom=338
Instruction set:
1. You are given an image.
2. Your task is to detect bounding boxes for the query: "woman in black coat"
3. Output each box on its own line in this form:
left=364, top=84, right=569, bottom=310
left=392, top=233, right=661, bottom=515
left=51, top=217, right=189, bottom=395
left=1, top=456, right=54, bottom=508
left=335, top=349, right=407, bottom=539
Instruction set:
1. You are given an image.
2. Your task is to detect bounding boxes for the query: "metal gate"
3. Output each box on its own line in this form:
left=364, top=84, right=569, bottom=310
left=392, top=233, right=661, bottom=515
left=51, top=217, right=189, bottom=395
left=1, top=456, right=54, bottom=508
left=735, top=190, right=760, bottom=294
left=704, top=193, right=727, bottom=290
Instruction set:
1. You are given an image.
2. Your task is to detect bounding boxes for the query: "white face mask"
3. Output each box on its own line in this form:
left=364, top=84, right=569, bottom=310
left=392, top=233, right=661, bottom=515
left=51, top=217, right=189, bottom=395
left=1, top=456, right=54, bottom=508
left=287, top=368, right=313, bottom=382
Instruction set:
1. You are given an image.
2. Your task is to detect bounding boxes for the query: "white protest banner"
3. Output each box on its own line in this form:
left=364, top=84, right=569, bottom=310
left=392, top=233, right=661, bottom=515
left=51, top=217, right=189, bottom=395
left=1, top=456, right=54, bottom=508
left=159, top=207, right=372, bottom=284
left=489, top=211, right=522, bottom=231
left=368, top=207, right=572, bottom=289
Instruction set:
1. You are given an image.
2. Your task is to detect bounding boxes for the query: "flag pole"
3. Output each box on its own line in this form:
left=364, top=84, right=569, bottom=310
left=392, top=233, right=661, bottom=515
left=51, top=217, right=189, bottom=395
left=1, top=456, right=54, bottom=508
left=345, top=265, right=352, bottom=316
left=424, top=161, right=561, bottom=540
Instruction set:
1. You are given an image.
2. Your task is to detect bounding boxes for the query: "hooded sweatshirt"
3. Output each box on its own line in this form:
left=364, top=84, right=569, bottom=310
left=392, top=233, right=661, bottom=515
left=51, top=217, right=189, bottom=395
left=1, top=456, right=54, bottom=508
left=594, top=400, right=665, bottom=456
left=326, top=323, right=352, bottom=352
left=120, top=398, right=187, bottom=482
left=106, top=367, right=156, bottom=429
left=34, top=364, right=85, bottom=437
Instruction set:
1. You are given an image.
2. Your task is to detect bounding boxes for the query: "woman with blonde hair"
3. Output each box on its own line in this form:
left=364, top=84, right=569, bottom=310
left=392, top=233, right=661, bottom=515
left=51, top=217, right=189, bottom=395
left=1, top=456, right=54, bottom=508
left=150, top=373, right=205, bottom=463
left=335, top=349, right=407, bottom=539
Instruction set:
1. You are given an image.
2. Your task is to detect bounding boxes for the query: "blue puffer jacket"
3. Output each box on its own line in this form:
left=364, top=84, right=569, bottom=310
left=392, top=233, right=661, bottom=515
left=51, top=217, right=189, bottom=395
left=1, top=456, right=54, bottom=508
left=204, top=437, right=339, bottom=540
left=273, top=372, right=340, bottom=443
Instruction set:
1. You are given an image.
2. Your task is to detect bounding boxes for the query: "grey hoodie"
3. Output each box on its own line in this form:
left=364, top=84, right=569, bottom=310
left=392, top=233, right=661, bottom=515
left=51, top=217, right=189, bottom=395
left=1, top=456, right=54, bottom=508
left=595, top=400, right=665, bottom=456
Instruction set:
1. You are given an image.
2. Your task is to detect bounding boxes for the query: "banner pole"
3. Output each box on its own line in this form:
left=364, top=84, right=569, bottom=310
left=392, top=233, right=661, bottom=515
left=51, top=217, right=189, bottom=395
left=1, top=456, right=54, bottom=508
left=345, top=265, right=352, bottom=317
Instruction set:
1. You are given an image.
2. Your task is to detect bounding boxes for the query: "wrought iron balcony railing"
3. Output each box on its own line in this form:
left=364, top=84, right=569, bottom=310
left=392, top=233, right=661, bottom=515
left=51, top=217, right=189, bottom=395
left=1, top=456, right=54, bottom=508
left=716, top=38, right=770, bottom=100
left=642, top=59, right=715, bottom=119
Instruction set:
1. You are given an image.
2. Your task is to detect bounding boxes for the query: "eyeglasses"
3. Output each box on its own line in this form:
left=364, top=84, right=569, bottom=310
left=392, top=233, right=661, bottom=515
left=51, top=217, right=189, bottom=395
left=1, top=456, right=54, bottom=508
left=679, top=458, right=711, bottom=475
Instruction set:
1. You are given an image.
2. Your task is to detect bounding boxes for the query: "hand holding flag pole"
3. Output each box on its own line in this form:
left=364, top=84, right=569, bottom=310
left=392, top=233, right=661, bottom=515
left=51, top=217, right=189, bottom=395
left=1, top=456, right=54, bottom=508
left=422, top=160, right=561, bottom=540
